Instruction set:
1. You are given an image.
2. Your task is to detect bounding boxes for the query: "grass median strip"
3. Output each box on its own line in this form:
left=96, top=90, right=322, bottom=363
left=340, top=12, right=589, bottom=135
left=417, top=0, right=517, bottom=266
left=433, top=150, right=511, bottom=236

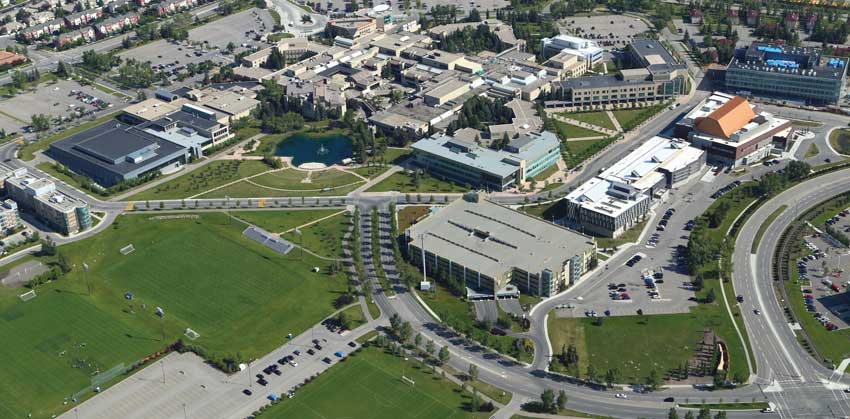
left=751, top=205, right=787, bottom=253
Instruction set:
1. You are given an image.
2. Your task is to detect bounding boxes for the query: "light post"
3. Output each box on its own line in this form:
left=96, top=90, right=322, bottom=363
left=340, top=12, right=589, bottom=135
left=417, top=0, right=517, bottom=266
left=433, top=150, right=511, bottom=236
left=83, top=262, right=90, bottom=296
left=295, top=228, right=303, bottom=259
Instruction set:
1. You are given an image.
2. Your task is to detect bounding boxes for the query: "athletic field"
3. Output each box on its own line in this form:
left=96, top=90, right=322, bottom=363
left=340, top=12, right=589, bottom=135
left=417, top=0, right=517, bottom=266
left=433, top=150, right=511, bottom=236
left=262, top=346, right=490, bottom=418
left=0, top=212, right=347, bottom=418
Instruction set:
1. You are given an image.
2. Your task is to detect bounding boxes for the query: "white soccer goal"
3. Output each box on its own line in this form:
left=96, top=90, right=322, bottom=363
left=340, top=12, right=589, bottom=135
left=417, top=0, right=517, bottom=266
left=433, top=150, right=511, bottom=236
left=19, top=290, right=37, bottom=301
left=119, top=244, right=135, bottom=255
left=401, top=375, right=415, bottom=386
left=184, top=328, right=201, bottom=340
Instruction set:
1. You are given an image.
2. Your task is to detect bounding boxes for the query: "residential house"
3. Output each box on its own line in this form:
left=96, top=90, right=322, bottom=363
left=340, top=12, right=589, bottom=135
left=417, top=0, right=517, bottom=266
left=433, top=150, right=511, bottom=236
left=690, top=9, right=703, bottom=24
left=785, top=12, right=799, bottom=29
left=726, top=9, right=739, bottom=25
left=93, top=13, right=138, bottom=37
left=57, top=27, right=95, bottom=47
left=747, top=9, right=760, bottom=26
left=157, top=0, right=198, bottom=15
left=20, top=18, right=64, bottom=40
left=63, top=8, right=102, bottom=28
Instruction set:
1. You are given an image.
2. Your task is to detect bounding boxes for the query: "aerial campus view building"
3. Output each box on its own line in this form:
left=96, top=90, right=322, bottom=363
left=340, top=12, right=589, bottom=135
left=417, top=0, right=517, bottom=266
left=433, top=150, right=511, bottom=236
left=726, top=42, right=848, bottom=105
left=410, top=131, right=562, bottom=191
left=2, top=168, right=90, bottom=235
left=675, top=92, right=794, bottom=167
left=546, top=39, right=688, bottom=109
left=565, top=136, right=705, bottom=238
left=405, top=195, right=597, bottom=298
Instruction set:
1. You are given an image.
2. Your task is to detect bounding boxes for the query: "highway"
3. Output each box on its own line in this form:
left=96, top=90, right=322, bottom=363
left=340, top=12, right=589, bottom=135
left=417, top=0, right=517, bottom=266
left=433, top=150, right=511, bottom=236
left=732, top=169, right=850, bottom=418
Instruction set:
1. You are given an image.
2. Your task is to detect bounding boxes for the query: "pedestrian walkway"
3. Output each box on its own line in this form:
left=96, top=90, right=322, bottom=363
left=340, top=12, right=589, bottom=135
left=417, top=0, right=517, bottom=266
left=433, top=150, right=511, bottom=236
left=549, top=113, right=618, bottom=137
left=606, top=110, right=623, bottom=132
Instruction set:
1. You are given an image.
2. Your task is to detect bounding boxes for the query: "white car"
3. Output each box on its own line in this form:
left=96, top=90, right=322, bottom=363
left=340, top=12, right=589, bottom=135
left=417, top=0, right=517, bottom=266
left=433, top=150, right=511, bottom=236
left=614, top=393, right=627, bottom=399
left=288, top=360, right=298, bottom=367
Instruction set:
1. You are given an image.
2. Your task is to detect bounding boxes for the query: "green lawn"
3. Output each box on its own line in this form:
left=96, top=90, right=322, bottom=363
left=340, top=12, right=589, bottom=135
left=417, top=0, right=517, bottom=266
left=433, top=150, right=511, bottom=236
left=805, top=143, right=820, bottom=158
left=829, top=128, right=850, bottom=155
left=548, top=304, right=748, bottom=384
left=562, top=137, right=616, bottom=170
left=251, top=168, right=363, bottom=190
left=521, top=199, right=567, bottom=221
left=127, top=160, right=272, bottom=201
left=199, top=180, right=361, bottom=199
left=552, top=119, right=603, bottom=139
left=398, top=206, right=431, bottom=232
left=560, top=111, right=616, bottom=131
left=257, top=346, right=491, bottom=418
left=366, top=172, right=470, bottom=193
left=531, top=163, right=560, bottom=183
left=340, top=303, right=368, bottom=329
left=595, top=219, right=648, bottom=250
left=282, top=211, right=350, bottom=259
left=232, top=209, right=342, bottom=233
left=0, top=212, right=347, bottom=418
left=612, top=105, right=666, bottom=132
left=19, top=112, right=122, bottom=161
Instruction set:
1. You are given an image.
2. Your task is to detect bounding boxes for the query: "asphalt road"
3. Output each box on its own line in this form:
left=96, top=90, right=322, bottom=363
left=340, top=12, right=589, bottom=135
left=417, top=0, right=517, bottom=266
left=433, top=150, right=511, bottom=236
left=732, top=168, right=850, bottom=418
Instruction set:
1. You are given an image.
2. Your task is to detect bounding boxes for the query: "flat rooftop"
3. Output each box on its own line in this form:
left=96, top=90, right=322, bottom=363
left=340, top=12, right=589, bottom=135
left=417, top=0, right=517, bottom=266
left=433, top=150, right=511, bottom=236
left=49, top=120, right=187, bottom=176
left=406, top=199, right=595, bottom=279
left=600, top=136, right=702, bottom=189
left=412, top=134, right=520, bottom=178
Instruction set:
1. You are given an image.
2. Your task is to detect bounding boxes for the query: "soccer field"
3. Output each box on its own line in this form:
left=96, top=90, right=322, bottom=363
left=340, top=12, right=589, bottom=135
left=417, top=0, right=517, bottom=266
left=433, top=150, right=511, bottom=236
left=261, top=346, right=489, bottom=419
left=0, top=212, right=347, bottom=418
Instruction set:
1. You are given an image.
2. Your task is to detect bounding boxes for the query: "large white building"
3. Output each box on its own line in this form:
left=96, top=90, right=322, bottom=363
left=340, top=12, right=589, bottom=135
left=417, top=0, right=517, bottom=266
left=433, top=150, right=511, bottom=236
left=540, top=35, right=603, bottom=65
left=565, top=137, right=705, bottom=238
left=674, top=92, right=793, bottom=167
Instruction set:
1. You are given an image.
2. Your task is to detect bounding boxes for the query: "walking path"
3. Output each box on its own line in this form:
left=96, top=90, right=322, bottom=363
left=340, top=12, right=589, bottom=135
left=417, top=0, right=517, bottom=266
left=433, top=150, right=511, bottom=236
left=112, top=134, right=266, bottom=201
left=351, top=165, right=402, bottom=193
left=549, top=113, right=618, bottom=137
left=606, top=110, right=623, bottom=132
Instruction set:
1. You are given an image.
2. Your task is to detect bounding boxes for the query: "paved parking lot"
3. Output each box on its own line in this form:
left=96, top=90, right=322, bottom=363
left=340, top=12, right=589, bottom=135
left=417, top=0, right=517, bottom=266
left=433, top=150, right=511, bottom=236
left=796, top=220, right=850, bottom=329
left=189, top=7, right=276, bottom=50
left=0, top=79, right=116, bottom=131
left=559, top=15, right=651, bottom=49
left=60, top=310, right=380, bottom=419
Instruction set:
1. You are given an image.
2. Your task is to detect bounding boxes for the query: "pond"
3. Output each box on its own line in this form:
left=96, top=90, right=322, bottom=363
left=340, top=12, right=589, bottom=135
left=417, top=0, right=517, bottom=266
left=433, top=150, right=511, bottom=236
left=275, top=133, right=353, bottom=167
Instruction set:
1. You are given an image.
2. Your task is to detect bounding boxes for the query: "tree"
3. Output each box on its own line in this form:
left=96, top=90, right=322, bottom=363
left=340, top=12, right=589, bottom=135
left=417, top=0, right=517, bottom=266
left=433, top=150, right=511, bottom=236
left=470, top=389, right=481, bottom=411
left=55, top=61, right=72, bottom=77
left=705, top=288, right=716, bottom=304
left=684, top=411, right=695, bottom=419
left=301, top=14, right=312, bottom=23
left=414, top=333, right=422, bottom=346
left=31, top=114, right=51, bottom=132
left=646, top=369, right=662, bottom=391
left=556, top=390, right=567, bottom=412
left=57, top=251, right=71, bottom=274
left=697, top=407, right=711, bottom=419
left=468, top=364, right=479, bottom=381
left=40, top=238, right=57, bottom=256
left=540, top=388, right=556, bottom=413
left=438, top=346, right=450, bottom=364
left=264, top=48, right=286, bottom=70
left=668, top=407, right=680, bottom=419
left=425, top=339, right=435, bottom=356
left=714, top=411, right=727, bottom=419
left=399, top=321, right=413, bottom=343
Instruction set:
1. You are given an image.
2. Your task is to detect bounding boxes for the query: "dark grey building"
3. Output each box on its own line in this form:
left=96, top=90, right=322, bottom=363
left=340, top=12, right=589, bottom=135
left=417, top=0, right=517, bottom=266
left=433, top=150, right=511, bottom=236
left=726, top=42, right=847, bottom=105
left=48, top=121, right=189, bottom=187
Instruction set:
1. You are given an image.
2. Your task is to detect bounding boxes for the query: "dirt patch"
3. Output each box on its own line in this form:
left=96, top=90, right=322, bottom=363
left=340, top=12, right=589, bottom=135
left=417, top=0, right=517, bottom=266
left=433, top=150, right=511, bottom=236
left=0, top=260, right=49, bottom=288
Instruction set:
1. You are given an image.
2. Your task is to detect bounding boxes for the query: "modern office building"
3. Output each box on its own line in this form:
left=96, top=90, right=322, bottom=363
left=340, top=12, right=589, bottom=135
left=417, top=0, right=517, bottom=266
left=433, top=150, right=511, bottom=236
left=565, top=137, right=705, bottom=238
left=726, top=42, right=847, bottom=105
left=547, top=40, right=687, bottom=109
left=405, top=195, right=597, bottom=297
left=540, top=35, right=603, bottom=64
left=4, top=171, right=91, bottom=235
left=0, top=199, right=20, bottom=235
left=47, top=121, right=190, bottom=188
left=325, top=17, right=376, bottom=40
left=674, top=92, right=793, bottom=166
left=410, top=131, right=561, bottom=191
